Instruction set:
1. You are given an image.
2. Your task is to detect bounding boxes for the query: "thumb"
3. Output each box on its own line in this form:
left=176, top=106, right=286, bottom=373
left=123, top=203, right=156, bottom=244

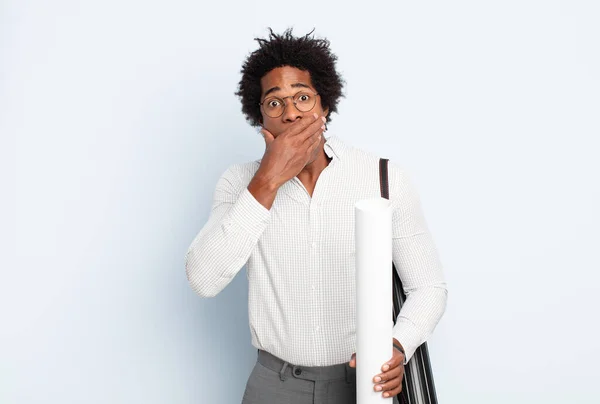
left=349, top=352, right=356, bottom=368
left=261, top=127, right=275, bottom=147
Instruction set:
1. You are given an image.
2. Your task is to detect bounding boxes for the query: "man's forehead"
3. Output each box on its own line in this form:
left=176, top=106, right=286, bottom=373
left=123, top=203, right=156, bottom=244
left=262, top=83, right=313, bottom=98
left=260, top=67, right=314, bottom=95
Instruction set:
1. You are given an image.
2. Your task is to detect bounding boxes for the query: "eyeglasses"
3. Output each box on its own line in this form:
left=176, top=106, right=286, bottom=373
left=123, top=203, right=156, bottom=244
left=259, top=90, right=319, bottom=118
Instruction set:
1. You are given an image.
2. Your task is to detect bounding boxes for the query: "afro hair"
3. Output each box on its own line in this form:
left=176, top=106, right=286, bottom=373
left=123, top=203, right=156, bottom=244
left=235, top=27, right=345, bottom=127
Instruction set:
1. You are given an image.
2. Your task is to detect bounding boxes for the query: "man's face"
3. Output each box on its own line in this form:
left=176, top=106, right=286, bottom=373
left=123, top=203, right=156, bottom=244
left=259, top=66, right=328, bottom=137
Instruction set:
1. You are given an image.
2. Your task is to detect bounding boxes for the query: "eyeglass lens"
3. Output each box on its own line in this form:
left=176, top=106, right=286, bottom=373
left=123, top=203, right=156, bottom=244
left=262, top=92, right=317, bottom=117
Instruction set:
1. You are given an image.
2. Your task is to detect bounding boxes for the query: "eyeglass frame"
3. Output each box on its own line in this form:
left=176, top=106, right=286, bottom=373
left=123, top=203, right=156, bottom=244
left=258, top=90, right=320, bottom=118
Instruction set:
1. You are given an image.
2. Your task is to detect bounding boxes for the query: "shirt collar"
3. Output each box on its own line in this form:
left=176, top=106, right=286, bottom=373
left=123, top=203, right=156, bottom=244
left=323, top=134, right=346, bottom=161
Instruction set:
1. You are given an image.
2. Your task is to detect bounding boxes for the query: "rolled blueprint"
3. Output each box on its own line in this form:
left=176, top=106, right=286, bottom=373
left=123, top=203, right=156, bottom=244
left=355, top=197, right=393, bottom=404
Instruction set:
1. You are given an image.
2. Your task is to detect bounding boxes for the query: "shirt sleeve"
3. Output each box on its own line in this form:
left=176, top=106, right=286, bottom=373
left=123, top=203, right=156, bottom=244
left=185, top=165, right=271, bottom=297
left=388, top=163, right=448, bottom=363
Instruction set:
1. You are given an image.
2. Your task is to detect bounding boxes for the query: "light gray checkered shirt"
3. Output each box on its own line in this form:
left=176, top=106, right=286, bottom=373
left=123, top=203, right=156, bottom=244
left=185, top=135, right=447, bottom=366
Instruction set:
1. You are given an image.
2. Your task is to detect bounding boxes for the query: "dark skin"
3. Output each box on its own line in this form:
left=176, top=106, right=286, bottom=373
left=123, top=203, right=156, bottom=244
left=247, top=66, right=405, bottom=398
left=248, top=65, right=329, bottom=203
left=349, top=341, right=406, bottom=398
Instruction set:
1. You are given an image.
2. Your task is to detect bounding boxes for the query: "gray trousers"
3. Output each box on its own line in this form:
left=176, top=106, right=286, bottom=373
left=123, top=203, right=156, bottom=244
left=242, top=350, right=399, bottom=404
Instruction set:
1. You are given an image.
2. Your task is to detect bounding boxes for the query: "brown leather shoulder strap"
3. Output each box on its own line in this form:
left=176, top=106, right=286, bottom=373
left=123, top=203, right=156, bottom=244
left=379, top=158, right=390, bottom=199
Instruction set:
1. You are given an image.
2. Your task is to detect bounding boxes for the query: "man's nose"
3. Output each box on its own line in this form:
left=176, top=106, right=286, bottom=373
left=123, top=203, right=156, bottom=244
left=282, top=101, right=302, bottom=122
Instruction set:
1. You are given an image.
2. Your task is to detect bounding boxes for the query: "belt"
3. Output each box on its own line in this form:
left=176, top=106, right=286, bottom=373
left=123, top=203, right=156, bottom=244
left=257, top=349, right=356, bottom=383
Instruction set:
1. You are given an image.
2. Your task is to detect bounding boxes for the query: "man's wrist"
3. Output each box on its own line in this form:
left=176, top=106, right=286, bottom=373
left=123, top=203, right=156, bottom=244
left=247, top=171, right=280, bottom=210
left=251, top=170, right=281, bottom=192
left=392, top=340, right=405, bottom=355
left=393, top=343, right=404, bottom=354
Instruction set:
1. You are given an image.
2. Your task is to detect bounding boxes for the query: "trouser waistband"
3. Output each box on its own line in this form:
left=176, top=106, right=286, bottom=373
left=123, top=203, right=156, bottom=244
left=257, top=349, right=356, bottom=383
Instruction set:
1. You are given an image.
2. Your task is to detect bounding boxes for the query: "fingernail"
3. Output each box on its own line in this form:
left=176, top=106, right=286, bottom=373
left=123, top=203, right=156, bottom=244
left=375, top=386, right=382, bottom=391
left=382, top=365, right=390, bottom=371
left=321, top=125, right=325, bottom=129
left=321, top=116, right=326, bottom=122
left=374, top=376, right=381, bottom=382
left=313, top=112, right=318, bottom=119
left=383, top=393, right=390, bottom=397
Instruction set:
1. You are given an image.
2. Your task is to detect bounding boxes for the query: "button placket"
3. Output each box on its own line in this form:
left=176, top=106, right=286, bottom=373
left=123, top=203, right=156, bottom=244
left=308, top=203, right=321, bottom=361
left=309, top=203, right=322, bottom=352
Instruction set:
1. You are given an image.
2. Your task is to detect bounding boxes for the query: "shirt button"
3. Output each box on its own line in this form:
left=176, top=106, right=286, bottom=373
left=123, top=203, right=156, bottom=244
left=294, top=368, right=302, bottom=376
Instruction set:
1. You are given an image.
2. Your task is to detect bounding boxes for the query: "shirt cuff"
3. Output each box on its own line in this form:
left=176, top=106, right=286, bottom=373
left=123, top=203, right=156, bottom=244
left=226, top=187, right=272, bottom=240
left=392, top=318, right=426, bottom=364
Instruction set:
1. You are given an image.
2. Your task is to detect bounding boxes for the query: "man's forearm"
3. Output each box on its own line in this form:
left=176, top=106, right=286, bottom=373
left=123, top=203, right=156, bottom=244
left=392, top=285, right=447, bottom=363
left=185, top=169, right=272, bottom=298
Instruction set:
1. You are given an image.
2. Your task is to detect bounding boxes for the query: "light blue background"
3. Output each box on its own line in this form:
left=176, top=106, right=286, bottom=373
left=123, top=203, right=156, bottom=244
left=3, top=0, right=599, bottom=403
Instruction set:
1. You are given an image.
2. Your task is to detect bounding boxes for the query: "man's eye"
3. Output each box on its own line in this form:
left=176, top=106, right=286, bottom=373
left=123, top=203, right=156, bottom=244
left=299, top=95, right=309, bottom=101
left=268, top=100, right=280, bottom=108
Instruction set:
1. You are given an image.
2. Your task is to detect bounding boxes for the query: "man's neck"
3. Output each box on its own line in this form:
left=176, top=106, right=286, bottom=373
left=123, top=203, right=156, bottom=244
left=296, top=142, right=331, bottom=196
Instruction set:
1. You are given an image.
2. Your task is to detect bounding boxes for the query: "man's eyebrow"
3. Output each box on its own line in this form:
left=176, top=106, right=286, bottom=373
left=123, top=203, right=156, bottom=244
left=263, top=86, right=281, bottom=98
left=263, top=83, right=312, bottom=98
left=291, top=83, right=311, bottom=90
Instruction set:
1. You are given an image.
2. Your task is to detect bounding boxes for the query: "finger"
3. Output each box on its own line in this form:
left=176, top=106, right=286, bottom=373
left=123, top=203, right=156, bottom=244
left=382, top=382, right=403, bottom=398
left=374, top=376, right=402, bottom=395
left=382, top=351, right=404, bottom=372
left=349, top=353, right=356, bottom=368
left=261, top=128, right=275, bottom=147
left=303, top=117, right=325, bottom=143
left=283, top=112, right=319, bottom=138
left=304, top=127, right=323, bottom=151
left=304, top=134, right=323, bottom=163
left=291, top=113, right=325, bottom=140
left=373, top=364, right=403, bottom=383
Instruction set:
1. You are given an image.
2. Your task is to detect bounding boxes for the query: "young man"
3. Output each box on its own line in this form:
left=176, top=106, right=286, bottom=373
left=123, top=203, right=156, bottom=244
left=185, top=28, right=447, bottom=404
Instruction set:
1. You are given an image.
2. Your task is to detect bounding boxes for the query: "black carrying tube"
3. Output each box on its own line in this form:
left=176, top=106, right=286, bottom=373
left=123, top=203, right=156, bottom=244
left=379, top=158, right=439, bottom=404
